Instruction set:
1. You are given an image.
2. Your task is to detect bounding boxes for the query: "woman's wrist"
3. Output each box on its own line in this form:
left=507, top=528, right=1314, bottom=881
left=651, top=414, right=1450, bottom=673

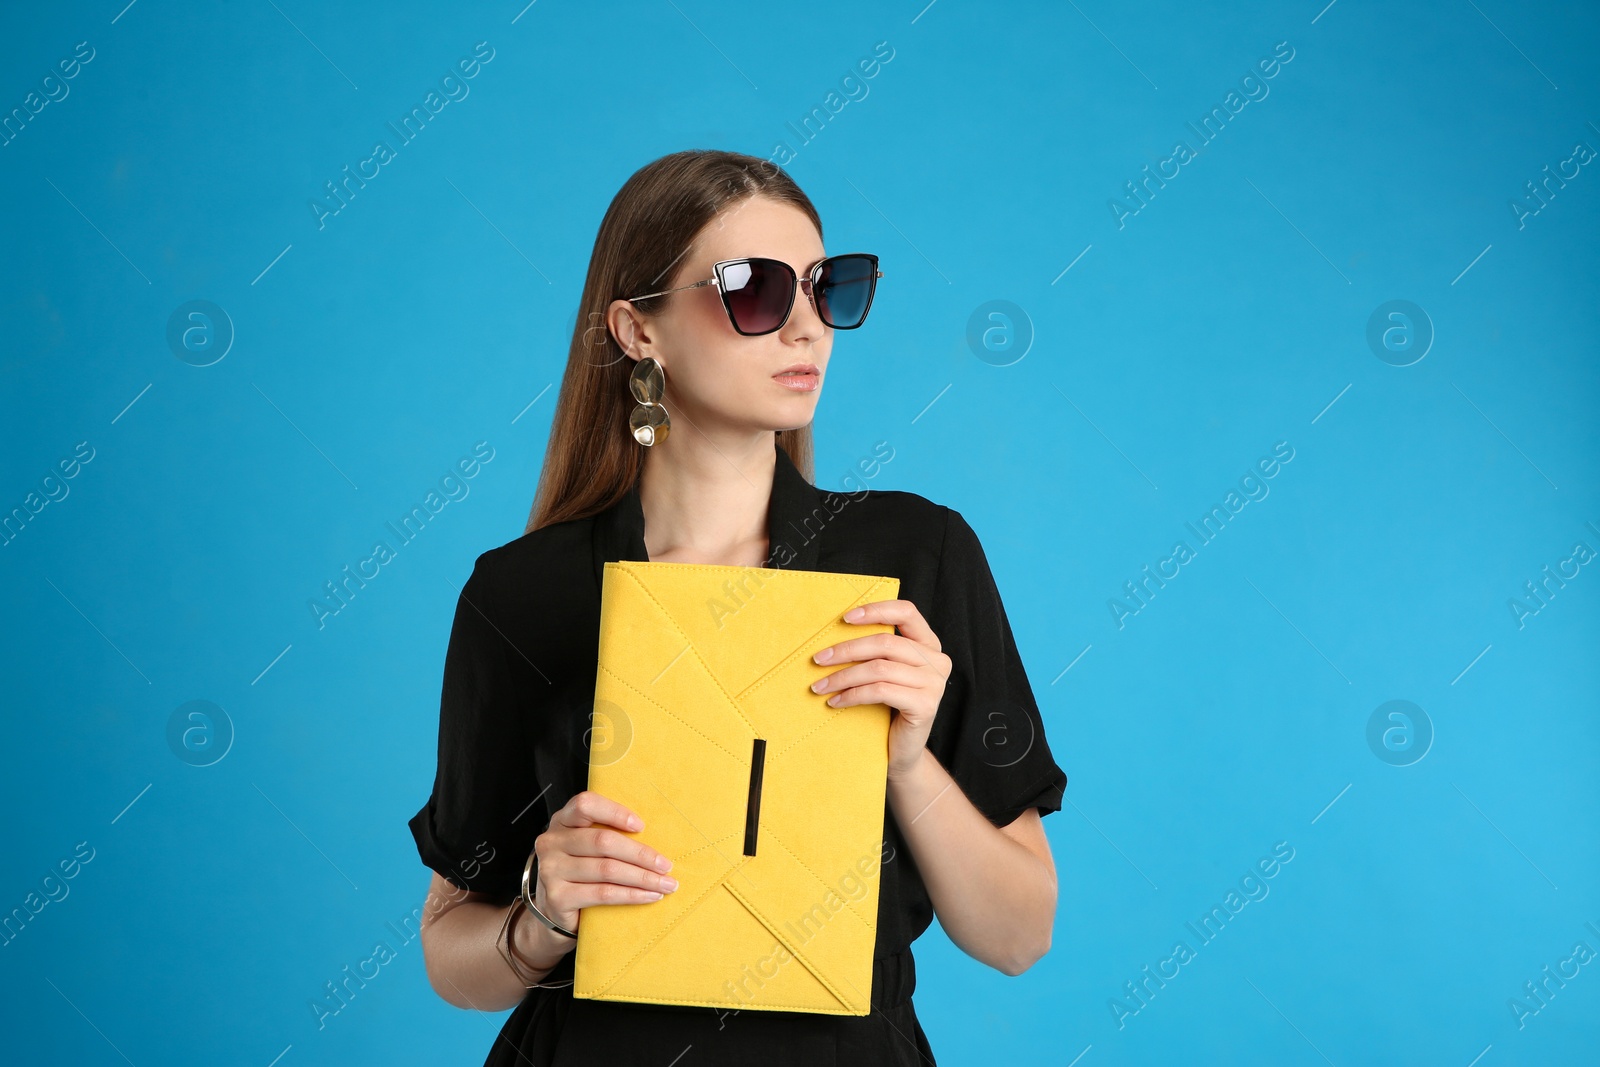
left=509, top=899, right=576, bottom=975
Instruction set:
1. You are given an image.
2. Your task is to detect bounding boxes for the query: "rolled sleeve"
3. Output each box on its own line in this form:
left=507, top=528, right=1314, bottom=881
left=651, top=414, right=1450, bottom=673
left=925, top=507, right=1067, bottom=829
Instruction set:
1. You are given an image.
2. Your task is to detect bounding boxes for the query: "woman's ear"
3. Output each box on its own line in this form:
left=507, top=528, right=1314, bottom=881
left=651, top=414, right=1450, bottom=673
left=607, top=298, right=653, bottom=365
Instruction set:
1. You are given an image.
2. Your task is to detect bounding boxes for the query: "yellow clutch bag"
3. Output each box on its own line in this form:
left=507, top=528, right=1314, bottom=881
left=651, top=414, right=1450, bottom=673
left=573, top=559, right=901, bottom=1016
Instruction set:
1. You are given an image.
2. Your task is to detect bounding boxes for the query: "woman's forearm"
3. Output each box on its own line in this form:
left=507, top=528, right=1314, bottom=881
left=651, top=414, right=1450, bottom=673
left=420, top=886, right=575, bottom=1011
left=886, top=747, right=1056, bottom=975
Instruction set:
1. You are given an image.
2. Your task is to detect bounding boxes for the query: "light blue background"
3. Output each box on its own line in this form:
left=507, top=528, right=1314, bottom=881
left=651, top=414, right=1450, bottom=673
left=3, top=1, right=1597, bottom=1064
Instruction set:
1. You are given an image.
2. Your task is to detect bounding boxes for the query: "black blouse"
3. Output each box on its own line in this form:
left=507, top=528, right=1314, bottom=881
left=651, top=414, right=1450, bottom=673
left=408, top=441, right=1068, bottom=1066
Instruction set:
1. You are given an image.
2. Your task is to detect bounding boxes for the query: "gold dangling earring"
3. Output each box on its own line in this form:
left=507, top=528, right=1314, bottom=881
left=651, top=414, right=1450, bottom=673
left=627, top=356, right=670, bottom=446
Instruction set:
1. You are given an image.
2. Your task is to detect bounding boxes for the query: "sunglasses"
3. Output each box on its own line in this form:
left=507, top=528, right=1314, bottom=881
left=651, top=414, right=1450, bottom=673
left=624, top=253, right=882, bottom=336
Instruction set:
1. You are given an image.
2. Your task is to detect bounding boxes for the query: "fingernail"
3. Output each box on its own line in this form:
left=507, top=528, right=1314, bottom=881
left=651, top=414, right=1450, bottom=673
left=645, top=891, right=664, bottom=901
left=811, top=678, right=827, bottom=693
left=844, top=607, right=864, bottom=621
left=661, top=877, right=679, bottom=892
left=629, top=815, right=644, bottom=831
left=814, top=647, right=834, bottom=664
left=655, top=855, right=672, bottom=872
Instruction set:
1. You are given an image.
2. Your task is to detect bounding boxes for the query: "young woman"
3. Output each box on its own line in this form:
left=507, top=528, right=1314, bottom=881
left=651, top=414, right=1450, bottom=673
left=408, top=149, right=1067, bottom=1066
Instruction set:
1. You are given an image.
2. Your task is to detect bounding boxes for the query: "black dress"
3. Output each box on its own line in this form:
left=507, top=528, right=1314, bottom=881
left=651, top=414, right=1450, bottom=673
left=407, top=441, right=1068, bottom=1066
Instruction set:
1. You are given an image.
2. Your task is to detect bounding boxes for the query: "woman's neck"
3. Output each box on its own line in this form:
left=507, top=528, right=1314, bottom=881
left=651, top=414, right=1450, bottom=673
left=637, top=434, right=777, bottom=567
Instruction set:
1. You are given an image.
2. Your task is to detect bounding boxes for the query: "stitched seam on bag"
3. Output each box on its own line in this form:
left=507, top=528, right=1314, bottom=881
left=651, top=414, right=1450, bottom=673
left=611, top=564, right=896, bottom=742
left=740, top=577, right=897, bottom=763
left=670, top=829, right=744, bottom=864
left=737, top=576, right=895, bottom=706
left=745, top=576, right=894, bottom=764
left=613, top=566, right=763, bottom=738
left=612, top=563, right=881, bottom=580
left=759, top=827, right=878, bottom=932
left=586, top=856, right=745, bottom=994
left=723, top=880, right=868, bottom=1013
left=769, top=703, right=852, bottom=765
left=596, top=662, right=748, bottom=769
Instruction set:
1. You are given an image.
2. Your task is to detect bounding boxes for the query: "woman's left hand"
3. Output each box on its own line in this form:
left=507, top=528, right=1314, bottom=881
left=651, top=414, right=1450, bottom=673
left=810, top=599, right=953, bottom=781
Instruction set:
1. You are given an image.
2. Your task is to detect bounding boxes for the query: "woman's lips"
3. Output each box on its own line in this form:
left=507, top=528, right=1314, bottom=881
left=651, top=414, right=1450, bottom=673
left=772, top=372, right=820, bottom=392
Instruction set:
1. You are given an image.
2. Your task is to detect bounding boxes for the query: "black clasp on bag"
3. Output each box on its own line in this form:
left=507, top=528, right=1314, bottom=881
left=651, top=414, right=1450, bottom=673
left=743, top=738, right=767, bottom=856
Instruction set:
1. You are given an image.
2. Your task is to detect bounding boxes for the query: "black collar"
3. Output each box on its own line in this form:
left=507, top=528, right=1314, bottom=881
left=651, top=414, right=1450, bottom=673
left=590, top=440, right=826, bottom=591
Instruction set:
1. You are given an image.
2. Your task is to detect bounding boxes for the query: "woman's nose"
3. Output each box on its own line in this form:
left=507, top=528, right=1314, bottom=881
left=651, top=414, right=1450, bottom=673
left=797, top=279, right=824, bottom=323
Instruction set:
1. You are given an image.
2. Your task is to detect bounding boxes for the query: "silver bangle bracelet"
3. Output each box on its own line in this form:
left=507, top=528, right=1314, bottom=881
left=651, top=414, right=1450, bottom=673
left=498, top=899, right=573, bottom=990
left=522, top=848, right=578, bottom=939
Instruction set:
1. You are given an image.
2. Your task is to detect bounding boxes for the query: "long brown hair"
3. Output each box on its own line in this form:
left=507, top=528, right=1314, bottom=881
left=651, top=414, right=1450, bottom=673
left=525, top=150, right=824, bottom=535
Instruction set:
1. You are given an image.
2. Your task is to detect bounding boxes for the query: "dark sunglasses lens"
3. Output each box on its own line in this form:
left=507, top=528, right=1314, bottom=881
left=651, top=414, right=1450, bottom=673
left=815, top=256, right=877, bottom=328
left=720, top=259, right=794, bottom=334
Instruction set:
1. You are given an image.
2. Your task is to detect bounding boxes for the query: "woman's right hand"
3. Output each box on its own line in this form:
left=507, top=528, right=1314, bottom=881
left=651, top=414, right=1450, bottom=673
left=532, top=790, right=679, bottom=940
